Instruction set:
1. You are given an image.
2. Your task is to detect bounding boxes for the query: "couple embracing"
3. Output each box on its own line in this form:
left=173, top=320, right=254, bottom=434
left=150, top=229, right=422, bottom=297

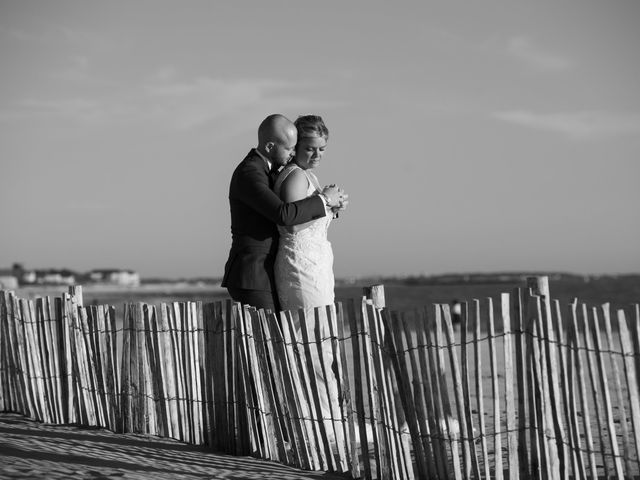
left=222, top=114, right=348, bottom=313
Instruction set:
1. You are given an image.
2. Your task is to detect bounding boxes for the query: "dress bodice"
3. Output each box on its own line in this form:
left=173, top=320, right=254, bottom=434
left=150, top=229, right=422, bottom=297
left=273, top=164, right=332, bottom=244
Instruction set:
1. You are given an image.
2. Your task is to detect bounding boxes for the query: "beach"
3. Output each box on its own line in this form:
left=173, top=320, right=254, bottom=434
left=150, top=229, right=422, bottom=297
left=0, top=413, right=349, bottom=480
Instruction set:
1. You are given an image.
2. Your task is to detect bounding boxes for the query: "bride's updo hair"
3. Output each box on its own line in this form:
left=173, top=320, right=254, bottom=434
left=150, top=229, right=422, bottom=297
left=295, top=115, right=329, bottom=140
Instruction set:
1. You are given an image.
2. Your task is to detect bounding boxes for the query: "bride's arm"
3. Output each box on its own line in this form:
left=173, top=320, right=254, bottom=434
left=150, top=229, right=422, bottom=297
left=280, top=169, right=320, bottom=233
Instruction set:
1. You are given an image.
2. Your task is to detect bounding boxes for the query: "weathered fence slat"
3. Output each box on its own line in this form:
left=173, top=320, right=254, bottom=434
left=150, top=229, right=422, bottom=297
left=234, top=305, right=258, bottom=457
left=524, top=292, right=543, bottom=477
left=149, top=304, right=168, bottom=437
left=552, top=299, right=578, bottom=480
left=145, top=305, right=161, bottom=436
left=570, top=300, right=598, bottom=479
left=21, top=299, right=44, bottom=422
left=602, top=303, right=633, bottom=475
left=487, top=297, right=503, bottom=480
left=320, top=305, right=351, bottom=472
left=314, top=306, right=344, bottom=471
left=226, top=302, right=240, bottom=454
left=189, top=303, right=203, bottom=444
left=358, top=299, right=384, bottom=479
left=618, top=309, right=640, bottom=470
left=211, top=301, right=227, bottom=450
left=74, top=305, right=94, bottom=425
left=35, top=298, right=55, bottom=423
left=335, top=302, right=360, bottom=478
left=501, top=293, right=518, bottom=480
left=512, top=288, right=530, bottom=477
left=530, top=293, right=559, bottom=478
left=85, top=306, right=106, bottom=427
left=201, top=302, right=215, bottom=447
left=345, top=298, right=372, bottom=479
left=472, top=299, right=490, bottom=479
left=460, top=301, right=481, bottom=478
left=424, top=307, right=449, bottom=479
left=583, top=303, right=609, bottom=478
left=5, top=292, right=23, bottom=414
left=591, top=306, right=624, bottom=478
left=127, top=303, right=140, bottom=432
left=0, top=292, right=9, bottom=413
left=195, top=301, right=205, bottom=445
left=563, top=300, right=586, bottom=479
left=440, top=305, right=464, bottom=480
left=92, top=306, right=108, bottom=428
left=364, top=302, right=393, bottom=479
left=162, top=303, right=179, bottom=439
left=328, top=304, right=355, bottom=474
left=48, top=296, right=65, bottom=424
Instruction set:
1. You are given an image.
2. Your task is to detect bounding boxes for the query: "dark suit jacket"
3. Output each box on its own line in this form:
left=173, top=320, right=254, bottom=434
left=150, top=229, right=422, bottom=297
left=221, top=149, right=327, bottom=291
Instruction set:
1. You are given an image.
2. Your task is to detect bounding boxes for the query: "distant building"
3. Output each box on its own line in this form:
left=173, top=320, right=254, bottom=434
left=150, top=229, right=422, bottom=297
left=21, top=270, right=37, bottom=284
left=2, top=263, right=140, bottom=287
left=0, top=269, right=19, bottom=289
left=88, top=269, right=140, bottom=287
left=1, top=264, right=76, bottom=286
left=34, top=269, right=76, bottom=285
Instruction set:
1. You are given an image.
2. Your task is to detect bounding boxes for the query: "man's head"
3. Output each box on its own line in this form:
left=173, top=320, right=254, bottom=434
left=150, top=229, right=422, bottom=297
left=257, top=114, right=297, bottom=167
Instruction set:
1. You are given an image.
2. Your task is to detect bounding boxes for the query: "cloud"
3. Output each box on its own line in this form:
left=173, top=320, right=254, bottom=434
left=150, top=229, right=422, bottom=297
left=0, top=97, right=105, bottom=122
left=507, top=36, right=572, bottom=72
left=0, top=72, right=341, bottom=135
left=142, top=75, right=337, bottom=130
left=493, top=110, right=640, bottom=140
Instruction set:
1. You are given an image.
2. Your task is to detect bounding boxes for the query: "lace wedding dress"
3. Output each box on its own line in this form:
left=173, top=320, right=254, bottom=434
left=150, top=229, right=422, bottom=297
left=273, top=164, right=335, bottom=311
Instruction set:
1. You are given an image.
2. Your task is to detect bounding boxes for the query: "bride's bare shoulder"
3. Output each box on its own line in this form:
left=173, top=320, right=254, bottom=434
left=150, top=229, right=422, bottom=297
left=280, top=167, right=310, bottom=201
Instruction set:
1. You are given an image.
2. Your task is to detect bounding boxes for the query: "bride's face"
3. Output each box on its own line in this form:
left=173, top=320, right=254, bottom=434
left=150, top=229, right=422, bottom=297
left=294, top=135, right=327, bottom=170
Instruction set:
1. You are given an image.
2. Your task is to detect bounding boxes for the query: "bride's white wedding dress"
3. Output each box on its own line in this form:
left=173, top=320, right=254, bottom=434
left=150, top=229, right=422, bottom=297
left=273, top=164, right=335, bottom=311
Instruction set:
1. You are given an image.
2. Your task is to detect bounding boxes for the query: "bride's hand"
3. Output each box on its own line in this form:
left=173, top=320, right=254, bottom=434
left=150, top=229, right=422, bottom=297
left=335, top=193, right=348, bottom=211
left=320, top=185, right=345, bottom=208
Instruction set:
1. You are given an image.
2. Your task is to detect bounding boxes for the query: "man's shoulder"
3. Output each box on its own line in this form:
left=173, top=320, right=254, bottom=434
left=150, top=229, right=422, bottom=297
left=238, top=150, right=265, bottom=169
left=233, top=150, right=264, bottom=174
left=243, top=149, right=262, bottom=163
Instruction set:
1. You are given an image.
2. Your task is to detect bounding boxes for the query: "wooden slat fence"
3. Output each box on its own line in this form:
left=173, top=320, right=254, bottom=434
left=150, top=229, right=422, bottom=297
left=1, top=277, right=639, bottom=479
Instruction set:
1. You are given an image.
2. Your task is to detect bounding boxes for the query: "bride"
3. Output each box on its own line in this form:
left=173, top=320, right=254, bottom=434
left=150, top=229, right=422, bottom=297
left=273, top=115, right=344, bottom=311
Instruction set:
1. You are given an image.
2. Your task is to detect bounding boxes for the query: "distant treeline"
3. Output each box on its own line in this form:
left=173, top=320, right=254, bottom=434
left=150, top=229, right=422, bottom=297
left=141, top=273, right=640, bottom=288
left=349, top=272, right=640, bottom=286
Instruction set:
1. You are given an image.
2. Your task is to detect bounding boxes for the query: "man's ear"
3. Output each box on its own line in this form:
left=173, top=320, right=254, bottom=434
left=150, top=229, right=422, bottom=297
left=264, top=142, right=275, bottom=153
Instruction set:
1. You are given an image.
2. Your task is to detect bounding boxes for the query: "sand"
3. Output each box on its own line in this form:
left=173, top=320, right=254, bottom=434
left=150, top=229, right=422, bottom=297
left=0, top=413, right=351, bottom=480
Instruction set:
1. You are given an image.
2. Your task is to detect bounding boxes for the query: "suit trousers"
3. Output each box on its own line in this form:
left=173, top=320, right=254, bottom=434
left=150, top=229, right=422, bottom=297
left=226, top=287, right=280, bottom=312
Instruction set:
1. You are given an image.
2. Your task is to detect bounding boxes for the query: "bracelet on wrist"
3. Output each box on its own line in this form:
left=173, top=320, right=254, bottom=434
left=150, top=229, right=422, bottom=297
left=318, top=193, right=331, bottom=207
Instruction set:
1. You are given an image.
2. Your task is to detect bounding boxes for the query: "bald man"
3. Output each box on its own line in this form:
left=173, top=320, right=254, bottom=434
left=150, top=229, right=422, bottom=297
left=221, top=114, right=344, bottom=311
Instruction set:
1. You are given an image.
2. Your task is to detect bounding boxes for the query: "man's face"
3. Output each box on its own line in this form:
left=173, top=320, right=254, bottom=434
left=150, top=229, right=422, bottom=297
left=269, top=131, right=297, bottom=167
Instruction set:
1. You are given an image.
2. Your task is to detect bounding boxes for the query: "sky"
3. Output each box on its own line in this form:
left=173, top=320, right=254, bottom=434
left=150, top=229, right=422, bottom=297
left=1, top=0, right=639, bottom=279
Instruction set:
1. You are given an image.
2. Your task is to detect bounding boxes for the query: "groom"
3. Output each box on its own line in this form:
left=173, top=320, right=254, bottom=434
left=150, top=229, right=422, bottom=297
left=221, top=114, right=345, bottom=311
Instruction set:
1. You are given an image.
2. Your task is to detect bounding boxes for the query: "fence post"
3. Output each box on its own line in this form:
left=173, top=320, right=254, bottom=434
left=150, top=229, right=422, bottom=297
left=68, top=285, right=83, bottom=307
left=363, top=284, right=385, bottom=309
